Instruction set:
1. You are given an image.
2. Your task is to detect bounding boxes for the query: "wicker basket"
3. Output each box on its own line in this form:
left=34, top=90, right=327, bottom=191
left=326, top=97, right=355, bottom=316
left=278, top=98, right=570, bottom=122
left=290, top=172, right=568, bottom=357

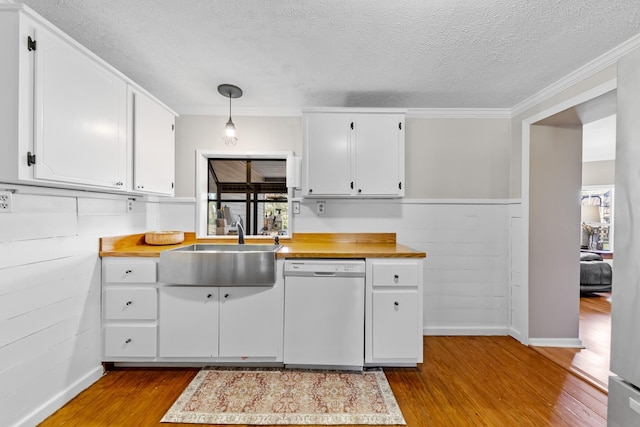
left=144, top=231, right=185, bottom=245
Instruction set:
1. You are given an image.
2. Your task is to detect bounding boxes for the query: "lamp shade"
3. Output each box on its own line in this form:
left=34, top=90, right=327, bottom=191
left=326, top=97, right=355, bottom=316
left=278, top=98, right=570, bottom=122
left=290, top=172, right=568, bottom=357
left=581, top=204, right=601, bottom=224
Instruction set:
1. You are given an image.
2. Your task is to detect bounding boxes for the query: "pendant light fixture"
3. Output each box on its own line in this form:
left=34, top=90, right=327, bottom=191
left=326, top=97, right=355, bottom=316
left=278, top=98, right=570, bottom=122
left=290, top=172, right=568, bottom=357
left=217, top=84, right=243, bottom=145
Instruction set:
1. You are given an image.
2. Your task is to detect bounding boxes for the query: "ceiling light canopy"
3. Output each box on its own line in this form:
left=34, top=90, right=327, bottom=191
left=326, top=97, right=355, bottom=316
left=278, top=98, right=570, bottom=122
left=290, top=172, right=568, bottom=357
left=217, top=84, right=243, bottom=145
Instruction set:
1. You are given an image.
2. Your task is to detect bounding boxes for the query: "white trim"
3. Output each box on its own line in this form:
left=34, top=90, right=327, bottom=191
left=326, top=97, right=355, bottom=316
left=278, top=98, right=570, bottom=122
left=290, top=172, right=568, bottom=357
left=14, top=366, right=103, bottom=427
left=302, top=107, right=408, bottom=114
left=423, top=326, right=510, bottom=336
left=529, top=338, right=584, bottom=348
left=400, top=198, right=516, bottom=205
left=512, top=34, right=640, bottom=117
left=172, top=105, right=303, bottom=117
left=407, top=108, right=511, bottom=119
left=299, top=198, right=519, bottom=205
left=158, top=196, right=197, bottom=204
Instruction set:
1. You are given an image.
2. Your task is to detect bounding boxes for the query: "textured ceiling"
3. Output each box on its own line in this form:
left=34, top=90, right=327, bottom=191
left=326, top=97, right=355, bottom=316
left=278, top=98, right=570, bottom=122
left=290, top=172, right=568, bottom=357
left=16, top=0, right=640, bottom=114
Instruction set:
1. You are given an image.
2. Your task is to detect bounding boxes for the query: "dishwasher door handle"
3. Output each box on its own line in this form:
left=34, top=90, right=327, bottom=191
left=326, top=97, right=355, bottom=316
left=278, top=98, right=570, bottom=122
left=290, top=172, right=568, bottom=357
left=313, top=272, right=337, bottom=277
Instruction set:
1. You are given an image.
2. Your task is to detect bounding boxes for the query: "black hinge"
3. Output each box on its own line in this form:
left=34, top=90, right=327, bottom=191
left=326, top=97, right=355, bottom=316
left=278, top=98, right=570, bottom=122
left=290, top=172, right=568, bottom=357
left=399, top=182, right=402, bottom=190
left=27, top=36, right=36, bottom=51
left=27, top=151, right=36, bottom=166
left=171, top=182, right=174, bottom=189
left=399, top=122, right=402, bottom=130
left=350, top=181, right=354, bottom=189
left=172, top=124, right=175, bottom=131
left=350, top=122, right=354, bottom=130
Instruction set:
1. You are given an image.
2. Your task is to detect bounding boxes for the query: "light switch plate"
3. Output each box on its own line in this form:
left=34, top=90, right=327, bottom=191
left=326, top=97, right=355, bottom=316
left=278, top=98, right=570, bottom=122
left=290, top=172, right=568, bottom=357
left=293, top=201, right=300, bottom=214
left=316, top=201, right=325, bottom=216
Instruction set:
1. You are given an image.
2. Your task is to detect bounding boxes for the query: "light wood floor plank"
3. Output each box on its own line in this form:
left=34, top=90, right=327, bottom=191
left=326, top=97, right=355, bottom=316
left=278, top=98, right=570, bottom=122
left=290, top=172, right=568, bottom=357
left=40, top=336, right=607, bottom=427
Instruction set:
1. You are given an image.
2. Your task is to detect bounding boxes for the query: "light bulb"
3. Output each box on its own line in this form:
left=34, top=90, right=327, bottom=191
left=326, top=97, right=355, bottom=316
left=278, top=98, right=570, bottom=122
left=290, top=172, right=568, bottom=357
left=223, top=117, right=237, bottom=145
left=224, top=120, right=236, bottom=138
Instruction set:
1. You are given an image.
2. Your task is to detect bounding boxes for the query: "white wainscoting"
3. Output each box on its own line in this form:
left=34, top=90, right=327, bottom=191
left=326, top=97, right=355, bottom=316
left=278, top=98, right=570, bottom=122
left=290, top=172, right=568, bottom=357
left=158, top=198, right=512, bottom=336
left=0, top=186, right=150, bottom=427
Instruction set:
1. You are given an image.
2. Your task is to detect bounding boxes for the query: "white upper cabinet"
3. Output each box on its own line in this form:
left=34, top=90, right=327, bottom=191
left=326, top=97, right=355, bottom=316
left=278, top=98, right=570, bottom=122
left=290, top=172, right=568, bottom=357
left=303, top=109, right=405, bottom=198
left=304, top=113, right=353, bottom=196
left=0, top=5, right=176, bottom=194
left=131, top=88, right=175, bottom=195
left=33, top=22, right=128, bottom=189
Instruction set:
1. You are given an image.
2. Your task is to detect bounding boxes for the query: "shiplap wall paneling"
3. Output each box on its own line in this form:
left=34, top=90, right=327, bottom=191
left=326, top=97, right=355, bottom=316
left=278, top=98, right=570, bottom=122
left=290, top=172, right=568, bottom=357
left=0, top=191, right=149, bottom=427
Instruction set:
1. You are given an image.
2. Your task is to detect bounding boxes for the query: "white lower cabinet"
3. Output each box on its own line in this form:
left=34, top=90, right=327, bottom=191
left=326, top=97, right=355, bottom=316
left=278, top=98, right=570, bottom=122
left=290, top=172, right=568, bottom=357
left=365, top=258, right=423, bottom=366
left=102, top=257, right=284, bottom=363
left=158, top=286, right=219, bottom=358
left=219, top=287, right=279, bottom=358
left=372, top=289, right=418, bottom=359
left=104, top=325, right=157, bottom=358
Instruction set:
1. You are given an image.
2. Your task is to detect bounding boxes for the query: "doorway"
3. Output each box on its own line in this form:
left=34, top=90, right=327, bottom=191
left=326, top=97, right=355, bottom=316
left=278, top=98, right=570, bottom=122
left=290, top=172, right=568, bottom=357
left=520, top=82, right=616, bottom=391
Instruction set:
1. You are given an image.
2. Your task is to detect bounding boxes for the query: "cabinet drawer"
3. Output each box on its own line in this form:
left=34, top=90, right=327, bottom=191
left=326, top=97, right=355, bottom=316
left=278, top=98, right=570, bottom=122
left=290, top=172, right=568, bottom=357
left=104, top=325, right=157, bottom=358
left=104, top=261, right=156, bottom=283
left=104, top=288, right=157, bottom=320
left=372, top=262, right=418, bottom=286
left=609, top=376, right=640, bottom=427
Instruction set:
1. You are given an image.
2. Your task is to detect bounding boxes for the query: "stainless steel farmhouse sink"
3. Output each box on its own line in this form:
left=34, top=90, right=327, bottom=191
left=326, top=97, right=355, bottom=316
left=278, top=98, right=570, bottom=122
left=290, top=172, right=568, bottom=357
left=159, top=244, right=281, bottom=286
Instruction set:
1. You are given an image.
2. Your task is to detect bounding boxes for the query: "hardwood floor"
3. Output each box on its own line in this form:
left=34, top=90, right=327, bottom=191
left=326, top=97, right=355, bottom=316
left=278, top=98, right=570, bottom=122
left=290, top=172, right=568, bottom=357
left=40, top=336, right=607, bottom=427
left=533, top=292, right=612, bottom=392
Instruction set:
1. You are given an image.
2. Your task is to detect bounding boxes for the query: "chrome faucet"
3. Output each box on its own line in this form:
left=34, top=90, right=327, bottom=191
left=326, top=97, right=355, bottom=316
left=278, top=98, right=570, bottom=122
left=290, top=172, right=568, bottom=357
left=236, top=216, right=245, bottom=244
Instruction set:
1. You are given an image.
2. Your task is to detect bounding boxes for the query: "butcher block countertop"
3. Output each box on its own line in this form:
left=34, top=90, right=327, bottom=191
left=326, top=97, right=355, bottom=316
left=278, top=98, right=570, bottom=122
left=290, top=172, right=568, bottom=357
left=99, top=232, right=426, bottom=259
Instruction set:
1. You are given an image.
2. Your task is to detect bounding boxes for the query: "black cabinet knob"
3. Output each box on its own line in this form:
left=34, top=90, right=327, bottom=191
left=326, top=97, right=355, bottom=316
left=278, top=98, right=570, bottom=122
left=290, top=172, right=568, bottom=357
left=206, top=294, right=212, bottom=299
left=125, top=301, right=132, bottom=306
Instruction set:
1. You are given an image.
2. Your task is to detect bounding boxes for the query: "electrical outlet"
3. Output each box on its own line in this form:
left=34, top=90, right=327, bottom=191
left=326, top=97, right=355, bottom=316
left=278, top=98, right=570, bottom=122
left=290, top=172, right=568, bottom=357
left=316, top=201, right=325, bottom=216
left=293, top=201, right=300, bottom=214
left=0, top=191, right=13, bottom=213
left=127, top=199, right=134, bottom=213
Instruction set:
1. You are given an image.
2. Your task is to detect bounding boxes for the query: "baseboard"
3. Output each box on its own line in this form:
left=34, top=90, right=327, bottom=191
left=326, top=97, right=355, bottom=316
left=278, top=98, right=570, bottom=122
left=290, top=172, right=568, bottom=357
left=423, top=326, right=510, bottom=336
left=528, top=338, right=584, bottom=348
left=14, top=365, right=104, bottom=427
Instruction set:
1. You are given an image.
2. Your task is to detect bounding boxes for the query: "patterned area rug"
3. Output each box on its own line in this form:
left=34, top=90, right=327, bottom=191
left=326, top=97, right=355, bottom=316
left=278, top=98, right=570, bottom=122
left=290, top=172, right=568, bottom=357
left=161, top=368, right=406, bottom=425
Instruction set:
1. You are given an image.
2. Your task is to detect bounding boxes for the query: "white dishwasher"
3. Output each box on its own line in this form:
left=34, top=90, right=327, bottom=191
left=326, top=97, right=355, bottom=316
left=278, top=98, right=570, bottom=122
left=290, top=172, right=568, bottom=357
left=284, top=259, right=366, bottom=370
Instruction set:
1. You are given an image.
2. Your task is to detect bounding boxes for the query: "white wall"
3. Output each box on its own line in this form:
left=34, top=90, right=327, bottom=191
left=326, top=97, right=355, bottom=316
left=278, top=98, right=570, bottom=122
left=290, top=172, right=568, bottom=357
left=528, top=124, right=582, bottom=341
left=0, top=186, right=150, bottom=427
left=405, top=117, right=511, bottom=199
left=174, top=115, right=303, bottom=198
left=171, top=114, right=514, bottom=335
left=583, top=159, right=615, bottom=186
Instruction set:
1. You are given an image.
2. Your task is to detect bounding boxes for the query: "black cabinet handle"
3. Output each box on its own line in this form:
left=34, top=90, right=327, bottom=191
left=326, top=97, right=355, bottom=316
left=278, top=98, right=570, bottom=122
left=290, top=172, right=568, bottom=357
left=125, top=269, right=132, bottom=274
left=125, top=301, right=132, bottom=306
left=125, top=338, right=132, bottom=344
left=206, top=294, right=213, bottom=299
left=224, top=293, right=230, bottom=299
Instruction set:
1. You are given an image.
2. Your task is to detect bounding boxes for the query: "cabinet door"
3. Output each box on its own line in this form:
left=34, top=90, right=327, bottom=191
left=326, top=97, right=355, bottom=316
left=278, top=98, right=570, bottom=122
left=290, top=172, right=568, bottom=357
left=372, top=289, right=418, bottom=359
left=219, top=286, right=279, bottom=357
left=132, top=89, right=175, bottom=195
left=354, top=114, right=403, bottom=196
left=33, top=25, right=127, bottom=189
left=158, top=287, right=218, bottom=357
left=304, top=113, right=353, bottom=196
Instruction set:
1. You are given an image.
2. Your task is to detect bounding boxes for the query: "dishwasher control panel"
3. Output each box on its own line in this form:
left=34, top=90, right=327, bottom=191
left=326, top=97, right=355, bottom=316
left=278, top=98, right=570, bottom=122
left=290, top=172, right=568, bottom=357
left=284, top=260, right=366, bottom=276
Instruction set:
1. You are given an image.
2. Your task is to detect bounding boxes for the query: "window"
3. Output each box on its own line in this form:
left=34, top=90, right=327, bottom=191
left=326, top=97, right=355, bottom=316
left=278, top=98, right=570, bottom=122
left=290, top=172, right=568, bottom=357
left=195, top=151, right=296, bottom=238
left=581, top=186, right=614, bottom=251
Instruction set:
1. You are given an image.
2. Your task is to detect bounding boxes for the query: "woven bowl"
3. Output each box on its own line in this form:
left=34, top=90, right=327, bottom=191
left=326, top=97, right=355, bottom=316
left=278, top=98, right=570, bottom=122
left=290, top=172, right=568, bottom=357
left=145, top=231, right=185, bottom=245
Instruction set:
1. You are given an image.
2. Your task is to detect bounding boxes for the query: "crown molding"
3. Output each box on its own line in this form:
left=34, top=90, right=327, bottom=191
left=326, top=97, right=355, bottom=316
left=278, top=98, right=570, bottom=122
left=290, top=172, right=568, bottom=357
left=406, top=108, right=511, bottom=119
left=511, top=32, right=640, bottom=117
left=172, top=105, right=303, bottom=117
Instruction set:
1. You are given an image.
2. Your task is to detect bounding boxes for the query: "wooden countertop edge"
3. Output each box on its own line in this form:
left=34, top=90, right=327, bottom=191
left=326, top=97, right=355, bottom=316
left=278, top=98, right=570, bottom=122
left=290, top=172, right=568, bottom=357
left=99, top=232, right=426, bottom=258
